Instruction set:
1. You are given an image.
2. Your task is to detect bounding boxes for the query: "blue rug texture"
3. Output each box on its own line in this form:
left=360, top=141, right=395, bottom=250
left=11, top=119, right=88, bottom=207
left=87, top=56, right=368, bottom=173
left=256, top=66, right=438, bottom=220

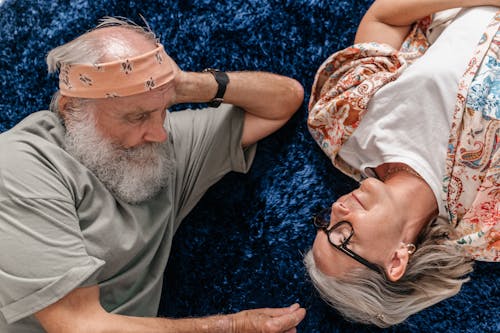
left=0, top=1, right=498, bottom=332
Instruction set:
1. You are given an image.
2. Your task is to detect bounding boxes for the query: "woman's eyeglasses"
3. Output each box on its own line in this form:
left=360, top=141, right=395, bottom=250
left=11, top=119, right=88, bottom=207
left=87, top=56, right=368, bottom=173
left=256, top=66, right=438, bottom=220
left=312, top=208, right=387, bottom=279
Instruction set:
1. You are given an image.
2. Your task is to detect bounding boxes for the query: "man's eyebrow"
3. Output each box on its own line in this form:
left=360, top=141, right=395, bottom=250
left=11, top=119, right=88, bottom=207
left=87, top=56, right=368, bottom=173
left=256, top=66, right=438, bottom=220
left=125, top=108, right=158, bottom=116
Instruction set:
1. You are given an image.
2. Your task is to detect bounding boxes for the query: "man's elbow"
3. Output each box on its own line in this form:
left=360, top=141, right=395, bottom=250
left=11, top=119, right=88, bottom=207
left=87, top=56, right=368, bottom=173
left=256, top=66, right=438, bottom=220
left=281, top=78, right=304, bottom=120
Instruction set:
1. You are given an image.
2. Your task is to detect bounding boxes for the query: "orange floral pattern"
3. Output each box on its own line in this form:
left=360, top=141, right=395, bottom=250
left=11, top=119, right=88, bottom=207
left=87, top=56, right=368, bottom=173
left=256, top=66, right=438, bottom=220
left=308, top=14, right=499, bottom=262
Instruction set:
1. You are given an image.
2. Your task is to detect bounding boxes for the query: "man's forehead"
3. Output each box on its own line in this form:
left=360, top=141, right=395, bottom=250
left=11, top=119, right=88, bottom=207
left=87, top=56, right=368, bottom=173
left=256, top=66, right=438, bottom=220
left=94, top=92, right=169, bottom=115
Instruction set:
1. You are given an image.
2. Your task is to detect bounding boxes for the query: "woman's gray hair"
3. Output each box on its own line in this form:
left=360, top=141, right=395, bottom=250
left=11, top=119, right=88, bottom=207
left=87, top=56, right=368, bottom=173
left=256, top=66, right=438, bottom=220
left=46, top=16, right=157, bottom=114
left=304, top=218, right=473, bottom=327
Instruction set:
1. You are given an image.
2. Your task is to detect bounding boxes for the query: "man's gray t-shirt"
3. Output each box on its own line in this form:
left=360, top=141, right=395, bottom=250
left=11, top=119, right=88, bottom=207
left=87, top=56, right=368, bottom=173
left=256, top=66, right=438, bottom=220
left=0, top=105, right=256, bottom=332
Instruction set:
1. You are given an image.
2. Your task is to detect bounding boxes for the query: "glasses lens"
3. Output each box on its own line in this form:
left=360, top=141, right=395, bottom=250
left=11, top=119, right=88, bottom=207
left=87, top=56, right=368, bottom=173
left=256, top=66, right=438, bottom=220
left=328, top=222, right=353, bottom=247
left=313, top=208, right=331, bottom=228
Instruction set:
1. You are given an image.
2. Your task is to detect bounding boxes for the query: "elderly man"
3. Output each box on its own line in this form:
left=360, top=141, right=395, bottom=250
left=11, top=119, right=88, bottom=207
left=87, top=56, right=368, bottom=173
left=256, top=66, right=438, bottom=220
left=0, top=17, right=305, bottom=333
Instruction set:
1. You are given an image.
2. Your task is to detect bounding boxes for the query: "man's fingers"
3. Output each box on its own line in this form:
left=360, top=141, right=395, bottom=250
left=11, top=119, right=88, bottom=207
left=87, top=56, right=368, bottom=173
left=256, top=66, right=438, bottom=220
left=256, top=303, right=300, bottom=317
left=268, top=307, right=306, bottom=331
left=236, top=305, right=305, bottom=333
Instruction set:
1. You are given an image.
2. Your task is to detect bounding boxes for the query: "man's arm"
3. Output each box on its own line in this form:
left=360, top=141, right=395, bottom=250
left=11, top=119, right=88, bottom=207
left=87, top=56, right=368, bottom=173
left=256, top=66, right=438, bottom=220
left=355, top=0, right=499, bottom=49
left=172, top=70, right=304, bottom=147
left=35, top=285, right=306, bottom=333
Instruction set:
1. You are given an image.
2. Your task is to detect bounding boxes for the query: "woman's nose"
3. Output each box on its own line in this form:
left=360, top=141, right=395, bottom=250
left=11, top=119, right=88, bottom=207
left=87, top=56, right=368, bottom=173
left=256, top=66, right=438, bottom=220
left=331, top=201, right=350, bottom=219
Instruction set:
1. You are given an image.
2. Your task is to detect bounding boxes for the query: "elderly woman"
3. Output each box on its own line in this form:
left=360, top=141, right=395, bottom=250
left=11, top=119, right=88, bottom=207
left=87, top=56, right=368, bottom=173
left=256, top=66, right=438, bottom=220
left=304, top=0, right=499, bottom=327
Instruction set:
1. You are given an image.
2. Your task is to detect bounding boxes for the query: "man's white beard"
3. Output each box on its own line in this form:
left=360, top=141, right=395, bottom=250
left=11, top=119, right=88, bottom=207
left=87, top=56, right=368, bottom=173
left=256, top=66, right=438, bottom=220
left=63, top=113, right=174, bottom=205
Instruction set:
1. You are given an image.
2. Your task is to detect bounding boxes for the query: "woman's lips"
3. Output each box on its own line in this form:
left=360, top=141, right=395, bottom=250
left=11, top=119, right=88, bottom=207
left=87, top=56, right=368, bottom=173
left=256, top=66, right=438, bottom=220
left=351, top=192, right=364, bottom=209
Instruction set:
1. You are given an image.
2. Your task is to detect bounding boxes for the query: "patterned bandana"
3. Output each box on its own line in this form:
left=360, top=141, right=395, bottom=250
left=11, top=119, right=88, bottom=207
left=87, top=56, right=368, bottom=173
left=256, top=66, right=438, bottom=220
left=59, top=43, right=177, bottom=98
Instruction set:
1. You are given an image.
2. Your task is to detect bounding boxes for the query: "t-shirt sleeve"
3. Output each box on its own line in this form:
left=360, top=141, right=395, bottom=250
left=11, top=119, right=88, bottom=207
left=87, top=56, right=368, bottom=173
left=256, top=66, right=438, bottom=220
left=168, top=104, right=257, bottom=225
left=0, top=140, right=105, bottom=324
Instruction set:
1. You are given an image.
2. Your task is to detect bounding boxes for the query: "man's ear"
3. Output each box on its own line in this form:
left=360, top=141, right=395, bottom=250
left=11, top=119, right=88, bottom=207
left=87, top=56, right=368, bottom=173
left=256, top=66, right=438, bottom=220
left=58, top=95, right=69, bottom=116
left=385, top=245, right=410, bottom=282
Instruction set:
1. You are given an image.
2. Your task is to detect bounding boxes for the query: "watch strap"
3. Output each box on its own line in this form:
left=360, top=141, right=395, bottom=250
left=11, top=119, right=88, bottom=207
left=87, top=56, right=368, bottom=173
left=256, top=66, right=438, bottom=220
left=202, top=68, right=230, bottom=107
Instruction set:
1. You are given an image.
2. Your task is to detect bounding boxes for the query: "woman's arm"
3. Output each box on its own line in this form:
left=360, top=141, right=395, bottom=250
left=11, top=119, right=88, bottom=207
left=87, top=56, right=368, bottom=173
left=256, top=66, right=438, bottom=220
left=355, top=0, right=499, bottom=49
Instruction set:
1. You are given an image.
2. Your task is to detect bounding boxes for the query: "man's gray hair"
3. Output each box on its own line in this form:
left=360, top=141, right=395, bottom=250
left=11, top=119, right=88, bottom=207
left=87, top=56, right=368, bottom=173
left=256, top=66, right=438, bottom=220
left=304, top=218, right=473, bottom=327
left=46, top=16, right=157, bottom=113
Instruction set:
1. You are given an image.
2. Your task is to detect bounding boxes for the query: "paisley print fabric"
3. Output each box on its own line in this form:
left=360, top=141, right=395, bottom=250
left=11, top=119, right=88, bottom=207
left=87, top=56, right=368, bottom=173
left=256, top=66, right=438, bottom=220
left=308, top=22, right=430, bottom=181
left=308, top=13, right=499, bottom=261
left=444, top=13, right=500, bottom=261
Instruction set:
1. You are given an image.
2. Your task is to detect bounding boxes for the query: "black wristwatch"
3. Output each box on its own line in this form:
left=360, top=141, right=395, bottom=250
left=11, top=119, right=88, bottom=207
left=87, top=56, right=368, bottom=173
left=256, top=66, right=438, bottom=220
left=202, top=68, right=230, bottom=107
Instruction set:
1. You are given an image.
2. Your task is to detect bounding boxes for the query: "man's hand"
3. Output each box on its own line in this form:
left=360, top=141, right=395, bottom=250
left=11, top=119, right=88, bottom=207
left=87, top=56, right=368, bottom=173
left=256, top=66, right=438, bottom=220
left=230, top=304, right=306, bottom=333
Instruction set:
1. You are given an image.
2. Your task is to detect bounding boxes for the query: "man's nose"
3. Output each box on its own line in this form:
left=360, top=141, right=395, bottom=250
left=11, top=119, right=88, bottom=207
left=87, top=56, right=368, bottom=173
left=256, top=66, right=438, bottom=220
left=144, top=111, right=168, bottom=143
left=144, top=124, right=168, bottom=143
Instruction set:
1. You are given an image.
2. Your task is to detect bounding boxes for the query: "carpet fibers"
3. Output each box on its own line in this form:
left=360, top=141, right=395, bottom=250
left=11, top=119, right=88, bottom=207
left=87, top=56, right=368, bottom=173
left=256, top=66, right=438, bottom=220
left=0, top=1, right=498, bottom=332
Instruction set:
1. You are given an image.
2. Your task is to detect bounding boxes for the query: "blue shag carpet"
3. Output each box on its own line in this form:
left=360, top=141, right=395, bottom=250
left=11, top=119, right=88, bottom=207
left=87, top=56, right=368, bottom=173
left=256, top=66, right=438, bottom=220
left=0, top=1, right=498, bottom=332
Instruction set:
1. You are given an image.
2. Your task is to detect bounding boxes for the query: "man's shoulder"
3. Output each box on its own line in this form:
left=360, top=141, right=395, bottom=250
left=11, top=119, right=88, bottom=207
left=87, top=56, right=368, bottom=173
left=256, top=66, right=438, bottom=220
left=0, top=111, right=65, bottom=149
left=169, top=104, right=241, bottom=119
left=168, top=104, right=243, bottom=133
left=2, top=110, right=63, bottom=137
left=0, top=111, right=69, bottom=177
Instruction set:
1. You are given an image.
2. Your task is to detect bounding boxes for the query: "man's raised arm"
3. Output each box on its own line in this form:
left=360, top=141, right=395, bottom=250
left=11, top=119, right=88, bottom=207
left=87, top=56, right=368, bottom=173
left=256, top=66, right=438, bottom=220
left=173, top=70, right=304, bottom=147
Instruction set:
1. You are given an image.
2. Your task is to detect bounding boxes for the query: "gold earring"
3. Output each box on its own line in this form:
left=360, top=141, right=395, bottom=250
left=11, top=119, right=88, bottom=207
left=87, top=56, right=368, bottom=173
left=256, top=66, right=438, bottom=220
left=405, top=243, right=416, bottom=255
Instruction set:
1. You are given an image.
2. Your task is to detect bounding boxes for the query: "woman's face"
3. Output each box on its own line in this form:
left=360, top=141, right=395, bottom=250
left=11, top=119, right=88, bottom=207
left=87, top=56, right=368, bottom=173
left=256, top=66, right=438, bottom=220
left=312, top=177, right=407, bottom=277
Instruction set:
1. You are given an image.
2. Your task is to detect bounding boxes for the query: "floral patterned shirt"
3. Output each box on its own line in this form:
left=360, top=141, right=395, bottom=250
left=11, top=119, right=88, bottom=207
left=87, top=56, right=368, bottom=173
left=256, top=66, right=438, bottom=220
left=308, top=12, right=499, bottom=262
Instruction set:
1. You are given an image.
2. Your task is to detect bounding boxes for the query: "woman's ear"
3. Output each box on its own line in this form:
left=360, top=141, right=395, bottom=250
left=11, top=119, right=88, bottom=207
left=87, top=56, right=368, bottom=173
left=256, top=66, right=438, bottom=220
left=385, top=245, right=410, bottom=282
